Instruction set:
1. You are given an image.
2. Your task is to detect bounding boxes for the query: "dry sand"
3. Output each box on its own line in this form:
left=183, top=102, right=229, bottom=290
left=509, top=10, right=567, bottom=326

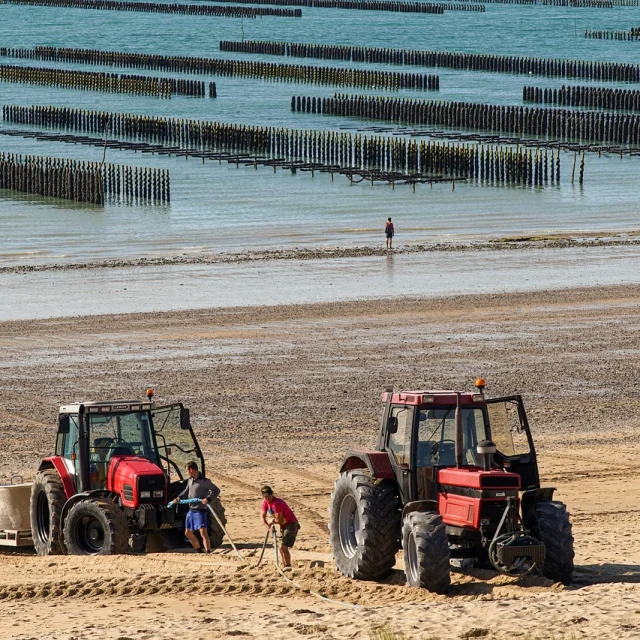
left=1, top=285, right=640, bottom=639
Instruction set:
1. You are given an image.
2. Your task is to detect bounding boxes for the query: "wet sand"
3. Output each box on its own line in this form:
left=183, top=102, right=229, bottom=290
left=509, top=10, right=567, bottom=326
left=1, top=285, right=640, bottom=638
left=2, top=243, right=640, bottom=321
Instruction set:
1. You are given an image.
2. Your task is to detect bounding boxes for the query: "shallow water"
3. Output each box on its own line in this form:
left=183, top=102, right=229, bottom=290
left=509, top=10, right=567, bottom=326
left=1, top=2, right=640, bottom=266
left=1, top=245, right=639, bottom=321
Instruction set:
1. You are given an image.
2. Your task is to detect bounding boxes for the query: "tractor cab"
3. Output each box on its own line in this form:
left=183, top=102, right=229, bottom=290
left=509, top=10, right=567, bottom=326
left=379, top=384, right=540, bottom=504
left=31, top=393, right=225, bottom=557
left=331, top=380, right=574, bottom=592
left=56, top=398, right=204, bottom=498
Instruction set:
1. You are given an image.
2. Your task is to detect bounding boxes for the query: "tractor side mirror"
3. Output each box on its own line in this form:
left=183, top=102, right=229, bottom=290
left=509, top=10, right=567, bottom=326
left=180, top=407, right=191, bottom=430
left=58, top=414, right=70, bottom=434
left=386, top=416, right=398, bottom=434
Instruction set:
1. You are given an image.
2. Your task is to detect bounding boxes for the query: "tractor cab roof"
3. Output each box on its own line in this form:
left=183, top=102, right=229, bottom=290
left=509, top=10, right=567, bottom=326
left=381, top=391, right=485, bottom=406
left=59, top=400, right=153, bottom=414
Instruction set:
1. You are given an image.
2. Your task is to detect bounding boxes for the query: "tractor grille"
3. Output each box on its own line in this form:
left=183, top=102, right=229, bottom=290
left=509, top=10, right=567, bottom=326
left=479, top=500, right=509, bottom=525
left=480, top=475, right=519, bottom=488
left=123, top=484, right=134, bottom=502
left=137, top=475, right=165, bottom=503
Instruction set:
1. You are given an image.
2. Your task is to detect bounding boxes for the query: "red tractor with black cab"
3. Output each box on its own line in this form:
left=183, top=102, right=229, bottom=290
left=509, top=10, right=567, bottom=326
left=30, top=393, right=226, bottom=555
left=329, top=380, right=574, bottom=592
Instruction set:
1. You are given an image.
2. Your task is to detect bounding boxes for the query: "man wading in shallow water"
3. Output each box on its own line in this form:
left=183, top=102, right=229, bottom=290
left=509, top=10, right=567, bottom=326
left=261, top=486, right=300, bottom=570
left=173, top=461, right=220, bottom=553
left=385, top=217, right=395, bottom=249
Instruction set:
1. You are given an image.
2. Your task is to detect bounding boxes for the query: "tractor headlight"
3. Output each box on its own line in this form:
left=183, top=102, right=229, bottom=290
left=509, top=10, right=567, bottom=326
left=153, top=490, right=164, bottom=499
left=140, top=491, right=151, bottom=498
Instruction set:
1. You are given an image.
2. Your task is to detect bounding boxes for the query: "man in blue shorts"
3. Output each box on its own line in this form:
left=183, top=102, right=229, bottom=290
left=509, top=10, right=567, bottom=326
left=173, top=461, right=220, bottom=553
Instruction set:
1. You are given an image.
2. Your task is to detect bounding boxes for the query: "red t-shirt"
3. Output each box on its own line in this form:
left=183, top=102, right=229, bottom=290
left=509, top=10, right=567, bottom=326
left=262, top=497, right=297, bottom=526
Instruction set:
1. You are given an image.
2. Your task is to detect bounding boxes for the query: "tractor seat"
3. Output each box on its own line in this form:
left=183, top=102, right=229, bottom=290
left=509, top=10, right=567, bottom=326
left=92, top=437, right=113, bottom=461
left=416, top=441, right=436, bottom=467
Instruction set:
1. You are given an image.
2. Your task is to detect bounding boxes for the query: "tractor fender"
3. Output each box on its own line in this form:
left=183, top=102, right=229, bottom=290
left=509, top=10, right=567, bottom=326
left=521, top=487, right=556, bottom=523
left=38, top=457, right=76, bottom=500
left=339, top=450, right=395, bottom=480
left=60, top=490, right=119, bottom=526
left=402, top=500, right=439, bottom=521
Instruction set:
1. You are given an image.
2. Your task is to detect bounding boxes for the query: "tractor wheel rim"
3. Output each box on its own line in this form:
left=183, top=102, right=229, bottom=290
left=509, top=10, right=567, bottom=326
left=406, top=531, right=420, bottom=584
left=36, top=491, right=51, bottom=545
left=338, top=494, right=360, bottom=559
left=74, top=515, right=106, bottom=554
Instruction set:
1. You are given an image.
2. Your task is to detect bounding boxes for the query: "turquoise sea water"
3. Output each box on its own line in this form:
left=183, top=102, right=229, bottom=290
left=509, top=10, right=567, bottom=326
left=2, top=1, right=640, bottom=266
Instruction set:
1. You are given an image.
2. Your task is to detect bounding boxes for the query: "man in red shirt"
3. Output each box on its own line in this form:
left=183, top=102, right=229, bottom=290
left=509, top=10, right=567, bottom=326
left=261, top=485, right=300, bottom=569
left=385, top=217, right=394, bottom=249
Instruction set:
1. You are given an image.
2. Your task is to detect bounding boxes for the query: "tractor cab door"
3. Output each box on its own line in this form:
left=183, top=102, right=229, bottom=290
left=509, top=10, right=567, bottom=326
left=56, top=413, right=80, bottom=491
left=151, top=404, right=205, bottom=498
left=385, top=405, right=415, bottom=503
left=485, top=396, right=540, bottom=490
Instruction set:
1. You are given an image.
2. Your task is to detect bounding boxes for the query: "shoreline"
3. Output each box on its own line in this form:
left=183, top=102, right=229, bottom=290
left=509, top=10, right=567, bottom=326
left=2, top=244, right=640, bottom=322
left=3, top=232, right=640, bottom=274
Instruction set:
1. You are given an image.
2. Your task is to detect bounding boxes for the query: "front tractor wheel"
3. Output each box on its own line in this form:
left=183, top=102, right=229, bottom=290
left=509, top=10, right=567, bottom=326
left=329, top=471, right=401, bottom=580
left=30, top=469, right=67, bottom=556
left=531, top=501, right=575, bottom=585
left=63, top=499, right=129, bottom=556
left=402, top=511, right=451, bottom=593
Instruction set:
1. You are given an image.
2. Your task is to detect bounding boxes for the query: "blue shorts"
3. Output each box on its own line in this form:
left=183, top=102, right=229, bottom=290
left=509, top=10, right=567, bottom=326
left=185, top=509, right=208, bottom=531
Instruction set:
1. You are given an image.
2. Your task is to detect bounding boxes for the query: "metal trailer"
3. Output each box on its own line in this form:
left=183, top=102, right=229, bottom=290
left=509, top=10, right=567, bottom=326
left=0, top=479, right=33, bottom=547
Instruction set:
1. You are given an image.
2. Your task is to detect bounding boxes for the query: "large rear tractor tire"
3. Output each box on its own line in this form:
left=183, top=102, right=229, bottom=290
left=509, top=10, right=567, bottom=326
left=402, top=511, right=451, bottom=593
left=329, top=471, right=401, bottom=580
left=531, top=501, right=574, bottom=585
left=63, top=499, right=129, bottom=556
left=30, top=469, right=67, bottom=556
left=204, top=497, right=226, bottom=549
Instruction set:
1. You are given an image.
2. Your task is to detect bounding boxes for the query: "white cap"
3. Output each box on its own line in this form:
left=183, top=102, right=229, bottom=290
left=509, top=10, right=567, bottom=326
left=477, top=440, right=497, bottom=455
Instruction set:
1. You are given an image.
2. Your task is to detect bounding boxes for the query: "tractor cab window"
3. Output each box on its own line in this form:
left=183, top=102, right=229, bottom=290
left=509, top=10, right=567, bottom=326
left=387, top=406, right=412, bottom=467
left=151, top=404, right=202, bottom=483
left=88, top=412, right=157, bottom=489
left=61, top=415, right=79, bottom=460
left=487, top=399, right=531, bottom=457
left=416, top=407, right=488, bottom=467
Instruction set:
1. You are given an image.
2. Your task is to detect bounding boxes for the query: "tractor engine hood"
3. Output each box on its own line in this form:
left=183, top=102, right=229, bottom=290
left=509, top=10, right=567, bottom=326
left=437, top=467, right=521, bottom=531
left=107, top=456, right=167, bottom=509
left=438, top=467, right=521, bottom=490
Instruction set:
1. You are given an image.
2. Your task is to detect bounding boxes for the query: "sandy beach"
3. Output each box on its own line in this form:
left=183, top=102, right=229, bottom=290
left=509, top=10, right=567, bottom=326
left=1, top=284, right=640, bottom=639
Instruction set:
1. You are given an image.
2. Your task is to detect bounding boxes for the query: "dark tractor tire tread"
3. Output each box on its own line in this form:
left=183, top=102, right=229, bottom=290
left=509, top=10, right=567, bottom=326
left=155, top=528, right=189, bottom=551
left=206, top=497, right=227, bottom=549
left=402, top=511, right=451, bottom=593
left=63, top=498, right=129, bottom=556
left=532, top=501, right=574, bottom=585
left=30, top=469, right=67, bottom=556
left=329, top=471, right=401, bottom=581
left=156, top=498, right=227, bottom=552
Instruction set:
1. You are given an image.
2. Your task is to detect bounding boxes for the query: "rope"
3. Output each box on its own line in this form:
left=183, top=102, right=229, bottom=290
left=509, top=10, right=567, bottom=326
left=171, top=498, right=247, bottom=565
left=174, top=501, right=360, bottom=609
left=254, top=530, right=270, bottom=567
left=271, top=529, right=360, bottom=610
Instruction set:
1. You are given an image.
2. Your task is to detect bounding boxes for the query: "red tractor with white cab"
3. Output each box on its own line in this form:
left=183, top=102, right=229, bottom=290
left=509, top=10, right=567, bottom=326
left=329, top=380, right=574, bottom=592
left=30, top=392, right=226, bottom=555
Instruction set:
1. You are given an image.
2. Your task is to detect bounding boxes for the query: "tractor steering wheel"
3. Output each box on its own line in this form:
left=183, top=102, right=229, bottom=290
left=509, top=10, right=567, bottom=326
left=434, top=440, right=456, bottom=466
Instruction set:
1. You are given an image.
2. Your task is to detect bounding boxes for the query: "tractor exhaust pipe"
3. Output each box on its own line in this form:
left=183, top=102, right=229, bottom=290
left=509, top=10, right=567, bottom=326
left=77, top=403, right=90, bottom=493
left=455, top=392, right=463, bottom=468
